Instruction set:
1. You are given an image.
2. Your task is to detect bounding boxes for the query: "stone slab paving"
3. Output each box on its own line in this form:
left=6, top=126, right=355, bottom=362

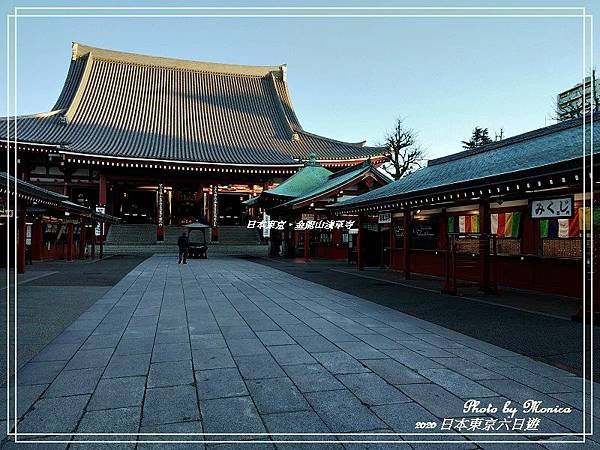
left=2, top=255, right=599, bottom=449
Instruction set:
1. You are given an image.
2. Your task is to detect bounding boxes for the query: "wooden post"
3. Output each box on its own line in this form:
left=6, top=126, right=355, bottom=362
left=388, top=219, right=395, bottom=268
left=438, top=208, right=448, bottom=251
left=196, top=184, right=204, bottom=221
left=66, top=222, right=74, bottom=261
left=79, top=221, right=87, bottom=259
left=479, top=200, right=492, bottom=293
left=31, top=220, right=43, bottom=260
left=62, top=167, right=74, bottom=198
left=17, top=211, right=26, bottom=274
left=303, top=229, right=310, bottom=259
left=357, top=215, right=364, bottom=271
left=98, top=173, right=107, bottom=207
left=403, top=209, right=411, bottom=279
left=99, top=224, right=104, bottom=259
left=91, top=221, right=96, bottom=259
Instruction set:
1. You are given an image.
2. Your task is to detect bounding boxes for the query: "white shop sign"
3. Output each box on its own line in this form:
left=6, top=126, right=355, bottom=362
left=530, top=197, right=573, bottom=219
left=95, top=206, right=105, bottom=236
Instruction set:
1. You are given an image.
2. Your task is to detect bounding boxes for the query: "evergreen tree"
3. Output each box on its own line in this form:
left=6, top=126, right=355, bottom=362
left=462, top=127, right=494, bottom=149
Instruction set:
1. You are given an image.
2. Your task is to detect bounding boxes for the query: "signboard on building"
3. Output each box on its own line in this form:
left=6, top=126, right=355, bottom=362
left=530, top=197, right=573, bottom=219
left=157, top=184, right=165, bottom=227
left=262, top=211, right=270, bottom=238
left=95, top=206, right=105, bottom=236
left=211, top=185, right=218, bottom=228
left=378, top=212, right=392, bottom=224
left=301, top=213, right=314, bottom=221
left=394, top=224, right=404, bottom=238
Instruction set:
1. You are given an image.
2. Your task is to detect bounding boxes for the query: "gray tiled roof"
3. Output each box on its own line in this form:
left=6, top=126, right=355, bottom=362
left=332, top=117, right=599, bottom=209
left=3, top=43, right=384, bottom=166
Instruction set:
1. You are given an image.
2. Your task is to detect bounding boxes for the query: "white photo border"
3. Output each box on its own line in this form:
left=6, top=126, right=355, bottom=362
left=4, top=5, right=594, bottom=446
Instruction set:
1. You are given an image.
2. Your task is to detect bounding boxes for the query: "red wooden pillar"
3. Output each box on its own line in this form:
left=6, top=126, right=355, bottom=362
left=521, top=208, right=535, bottom=255
left=98, top=173, right=107, bottom=207
left=438, top=209, right=448, bottom=251
left=31, top=220, right=43, bottom=260
left=79, top=221, right=87, bottom=259
left=17, top=211, right=26, bottom=274
left=479, top=200, right=492, bottom=293
left=66, top=223, right=74, bottom=261
left=303, top=229, right=310, bottom=259
left=403, top=210, right=412, bottom=279
left=357, top=215, right=364, bottom=271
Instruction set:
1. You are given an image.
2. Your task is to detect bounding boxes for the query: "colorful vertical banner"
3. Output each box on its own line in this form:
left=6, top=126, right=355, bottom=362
left=448, top=215, right=480, bottom=233
left=540, top=207, right=588, bottom=238
left=490, top=212, right=521, bottom=238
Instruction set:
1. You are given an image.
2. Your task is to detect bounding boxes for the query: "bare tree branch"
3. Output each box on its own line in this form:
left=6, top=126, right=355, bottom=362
left=381, top=117, right=426, bottom=181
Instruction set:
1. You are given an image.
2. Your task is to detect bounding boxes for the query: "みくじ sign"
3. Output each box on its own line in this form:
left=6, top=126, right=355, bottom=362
left=530, top=197, right=573, bottom=219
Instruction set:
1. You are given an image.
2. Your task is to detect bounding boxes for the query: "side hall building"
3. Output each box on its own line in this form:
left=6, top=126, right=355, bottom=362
left=1, top=172, right=119, bottom=273
left=329, top=117, right=599, bottom=301
left=245, top=156, right=390, bottom=259
left=2, top=43, right=386, bottom=241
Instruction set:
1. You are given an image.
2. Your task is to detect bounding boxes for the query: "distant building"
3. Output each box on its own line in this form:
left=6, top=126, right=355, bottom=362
left=556, top=73, right=599, bottom=121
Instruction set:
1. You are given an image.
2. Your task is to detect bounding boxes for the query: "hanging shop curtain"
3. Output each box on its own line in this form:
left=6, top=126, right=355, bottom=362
left=490, top=211, right=521, bottom=238
left=540, top=207, right=590, bottom=238
left=448, top=215, right=480, bottom=233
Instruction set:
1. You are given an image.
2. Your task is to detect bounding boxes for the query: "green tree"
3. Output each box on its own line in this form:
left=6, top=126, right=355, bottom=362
left=462, top=127, right=494, bottom=149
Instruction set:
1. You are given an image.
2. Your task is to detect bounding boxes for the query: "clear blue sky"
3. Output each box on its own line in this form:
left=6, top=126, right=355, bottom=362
left=2, top=1, right=598, bottom=159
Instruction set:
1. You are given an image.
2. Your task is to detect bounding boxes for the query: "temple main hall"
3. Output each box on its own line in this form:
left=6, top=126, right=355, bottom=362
left=2, top=43, right=386, bottom=240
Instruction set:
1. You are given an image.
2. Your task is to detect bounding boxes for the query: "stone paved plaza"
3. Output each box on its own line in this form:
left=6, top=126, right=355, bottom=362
left=3, top=256, right=597, bottom=449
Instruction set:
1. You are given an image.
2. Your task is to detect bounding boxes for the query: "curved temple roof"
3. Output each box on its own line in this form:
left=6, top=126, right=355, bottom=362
left=4, top=43, right=385, bottom=167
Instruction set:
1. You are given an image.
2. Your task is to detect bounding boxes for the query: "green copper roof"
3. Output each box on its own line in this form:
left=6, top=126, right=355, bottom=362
left=243, top=160, right=332, bottom=207
left=277, top=162, right=390, bottom=209
left=267, top=165, right=333, bottom=198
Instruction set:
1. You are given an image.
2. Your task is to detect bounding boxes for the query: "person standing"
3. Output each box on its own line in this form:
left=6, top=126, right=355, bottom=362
left=177, top=231, right=189, bottom=264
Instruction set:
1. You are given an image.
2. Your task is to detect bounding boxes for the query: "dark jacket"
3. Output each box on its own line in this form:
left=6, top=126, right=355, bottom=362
left=177, top=234, right=189, bottom=250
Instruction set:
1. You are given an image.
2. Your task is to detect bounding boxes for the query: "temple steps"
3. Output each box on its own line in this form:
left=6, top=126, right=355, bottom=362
left=217, top=225, right=261, bottom=245
left=103, top=223, right=265, bottom=256
left=163, top=225, right=187, bottom=244
left=102, top=243, right=267, bottom=257
left=105, top=224, right=157, bottom=245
